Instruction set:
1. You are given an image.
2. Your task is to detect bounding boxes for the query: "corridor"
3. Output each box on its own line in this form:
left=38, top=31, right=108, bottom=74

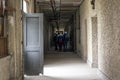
left=0, top=0, right=120, bottom=80
left=24, top=52, right=101, bottom=80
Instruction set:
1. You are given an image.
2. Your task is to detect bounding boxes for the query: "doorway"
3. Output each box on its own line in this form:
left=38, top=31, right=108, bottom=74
left=84, top=19, right=88, bottom=61
left=91, top=16, right=98, bottom=68
left=23, top=13, right=44, bottom=75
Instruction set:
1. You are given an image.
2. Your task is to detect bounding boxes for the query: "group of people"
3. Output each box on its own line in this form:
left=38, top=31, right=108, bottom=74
left=53, top=32, right=69, bottom=51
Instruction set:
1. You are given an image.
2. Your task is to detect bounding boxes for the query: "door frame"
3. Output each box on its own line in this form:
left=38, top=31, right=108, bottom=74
left=22, top=13, right=44, bottom=75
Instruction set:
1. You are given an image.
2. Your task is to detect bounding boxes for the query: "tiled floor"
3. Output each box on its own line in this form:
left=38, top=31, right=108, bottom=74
left=24, top=52, right=101, bottom=80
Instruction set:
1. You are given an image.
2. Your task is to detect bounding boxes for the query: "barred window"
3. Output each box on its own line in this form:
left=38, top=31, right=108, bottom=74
left=0, top=38, right=8, bottom=58
left=0, top=0, right=8, bottom=58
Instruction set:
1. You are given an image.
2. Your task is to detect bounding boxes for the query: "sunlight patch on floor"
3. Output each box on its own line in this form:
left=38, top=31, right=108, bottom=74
left=24, top=53, right=101, bottom=80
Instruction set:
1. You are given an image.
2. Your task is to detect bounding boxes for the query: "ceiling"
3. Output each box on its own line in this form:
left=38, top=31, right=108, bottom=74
left=36, top=0, right=82, bottom=28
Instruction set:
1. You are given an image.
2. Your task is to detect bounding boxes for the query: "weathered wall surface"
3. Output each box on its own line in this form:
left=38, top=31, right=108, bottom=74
left=26, top=0, right=34, bottom=13
left=80, top=0, right=97, bottom=65
left=80, top=0, right=120, bottom=80
left=75, top=10, right=81, bottom=55
left=91, top=17, right=98, bottom=68
left=97, top=0, right=120, bottom=80
left=4, top=0, right=35, bottom=79
left=0, top=56, right=10, bottom=80
left=44, top=16, right=50, bottom=52
left=0, top=0, right=23, bottom=80
left=80, top=0, right=89, bottom=61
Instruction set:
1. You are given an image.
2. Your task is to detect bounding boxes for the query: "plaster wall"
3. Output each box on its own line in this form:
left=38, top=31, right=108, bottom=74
left=75, top=10, right=81, bottom=54
left=97, top=0, right=120, bottom=80
left=44, top=17, right=50, bottom=52
left=7, top=0, right=23, bottom=80
left=0, top=0, right=25, bottom=80
left=6, top=0, right=35, bottom=79
left=26, top=0, right=34, bottom=13
left=80, top=0, right=92, bottom=63
left=91, top=17, right=98, bottom=68
left=80, top=0, right=98, bottom=66
left=0, top=56, right=11, bottom=80
left=80, top=0, right=120, bottom=80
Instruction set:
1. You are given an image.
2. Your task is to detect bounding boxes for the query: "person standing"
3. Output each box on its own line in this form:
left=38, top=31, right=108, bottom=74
left=58, top=33, right=63, bottom=51
left=53, top=33, right=58, bottom=50
left=63, top=32, right=69, bottom=51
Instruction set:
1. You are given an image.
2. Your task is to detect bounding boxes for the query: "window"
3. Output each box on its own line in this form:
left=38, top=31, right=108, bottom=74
left=0, top=0, right=8, bottom=58
left=0, top=17, right=4, bottom=36
left=0, top=37, right=7, bottom=58
left=23, top=0, right=28, bottom=13
left=0, top=17, right=8, bottom=58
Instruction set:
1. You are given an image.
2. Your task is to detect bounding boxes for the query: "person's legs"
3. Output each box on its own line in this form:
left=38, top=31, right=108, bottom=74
left=59, top=43, right=62, bottom=51
left=66, top=42, right=68, bottom=49
left=63, top=42, right=65, bottom=51
left=55, top=43, right=58, bottom=50
left=65, top=42, right=68, bottom=51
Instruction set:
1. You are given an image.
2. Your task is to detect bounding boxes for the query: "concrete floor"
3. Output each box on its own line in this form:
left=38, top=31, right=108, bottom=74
left=24, top=52, right=101, bottom=80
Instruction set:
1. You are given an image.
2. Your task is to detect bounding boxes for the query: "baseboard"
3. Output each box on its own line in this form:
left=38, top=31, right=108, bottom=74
left=87, top=60, right=98, bottom=68
left=92, top=63, right=98, bottom=68
left=87, top=60, right=92, bottom=67
left=97, top=69, right=111, bottom=80
left=80, top=55, right=87, bottom=62
left=83, top=57, right=87, bottom=62
left=76, top=51, right=81, bottom=57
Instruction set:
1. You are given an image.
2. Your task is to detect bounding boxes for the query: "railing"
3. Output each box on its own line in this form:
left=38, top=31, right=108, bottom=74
left=0, top=37, right=8, bottom=58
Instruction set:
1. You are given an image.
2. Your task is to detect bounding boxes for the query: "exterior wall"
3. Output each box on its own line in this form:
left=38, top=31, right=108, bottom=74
left=97, top=0, right=120, bottom=80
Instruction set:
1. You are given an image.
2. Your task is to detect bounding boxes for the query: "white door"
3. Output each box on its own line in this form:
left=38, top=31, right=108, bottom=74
left=23, top=13, right=44, bottom=75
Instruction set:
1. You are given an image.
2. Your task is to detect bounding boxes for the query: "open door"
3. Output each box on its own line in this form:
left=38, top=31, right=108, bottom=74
left=23, top=13, right=44, bottom=75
